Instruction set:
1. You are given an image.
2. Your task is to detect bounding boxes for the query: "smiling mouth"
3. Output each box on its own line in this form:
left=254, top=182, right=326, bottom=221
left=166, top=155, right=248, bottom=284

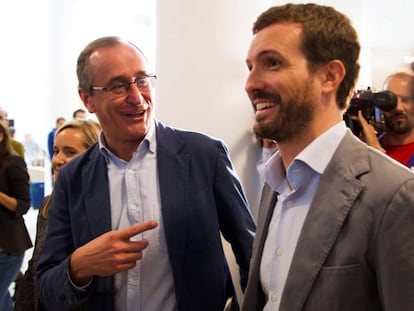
left=126, top=111, right=146, bottom=117
left=256, top=102, right=276, bottom=111
left=125, top=103, right=149, bottom=117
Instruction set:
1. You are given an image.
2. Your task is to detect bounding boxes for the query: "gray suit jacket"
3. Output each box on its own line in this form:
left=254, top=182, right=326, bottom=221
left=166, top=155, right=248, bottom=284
left=242, top=131, right=414, bottom=311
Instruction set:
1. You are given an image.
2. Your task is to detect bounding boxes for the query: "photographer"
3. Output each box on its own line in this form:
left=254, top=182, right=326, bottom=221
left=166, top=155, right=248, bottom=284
left=357, top=71, right=414, bottom=170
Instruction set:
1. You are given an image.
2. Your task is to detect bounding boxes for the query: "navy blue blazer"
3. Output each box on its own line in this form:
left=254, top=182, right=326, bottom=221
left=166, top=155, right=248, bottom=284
left=38, top=120, right=255, bottom=311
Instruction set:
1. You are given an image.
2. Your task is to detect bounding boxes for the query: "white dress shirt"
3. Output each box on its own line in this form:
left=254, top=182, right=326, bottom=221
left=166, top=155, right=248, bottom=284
left=100, top=121, right=178, bottom=311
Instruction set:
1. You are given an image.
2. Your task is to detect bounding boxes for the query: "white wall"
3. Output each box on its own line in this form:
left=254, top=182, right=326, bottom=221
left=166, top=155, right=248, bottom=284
left=0, top=0, right=156, bottom=192
left=156, top=0, right=268, bottom=219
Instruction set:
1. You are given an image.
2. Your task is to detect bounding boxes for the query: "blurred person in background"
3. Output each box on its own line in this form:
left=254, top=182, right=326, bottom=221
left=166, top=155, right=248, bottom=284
left=357, top=71, right=414, bottom=169
left=0, top=107, right=25, bottom=158
left=256, top=137, right=278, bottom=189
left=0, top=123, right=31, bottom=311
left=23, top=133, right=47, bottom=167
left=72, top=108, right=86, bottom=119
left=14, top=119, right=101, bottom=311
left=47, top=117, right=66, bottom=161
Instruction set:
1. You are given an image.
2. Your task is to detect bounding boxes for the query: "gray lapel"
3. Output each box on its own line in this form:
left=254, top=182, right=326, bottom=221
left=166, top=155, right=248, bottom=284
left=280, top=132, right=369, bottom=310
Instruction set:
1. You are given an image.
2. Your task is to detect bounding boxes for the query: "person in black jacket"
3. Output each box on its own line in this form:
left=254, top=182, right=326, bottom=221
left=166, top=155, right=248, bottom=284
left=0, top=123, right=31, bottom=311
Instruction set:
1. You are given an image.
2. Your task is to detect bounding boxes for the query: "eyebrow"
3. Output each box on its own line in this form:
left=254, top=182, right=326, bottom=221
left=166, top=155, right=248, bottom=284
left=106, top=71, right=150, bottom=84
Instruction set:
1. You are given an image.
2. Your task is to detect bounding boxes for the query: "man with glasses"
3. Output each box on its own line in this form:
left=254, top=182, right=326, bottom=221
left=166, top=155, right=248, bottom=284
left=357, top=71, right=414, bottom=169
left=37, top=36, right=255, bottom=311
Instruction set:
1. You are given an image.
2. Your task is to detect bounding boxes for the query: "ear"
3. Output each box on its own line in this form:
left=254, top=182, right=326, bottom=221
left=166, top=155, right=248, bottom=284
left=78, top=88, right=96, bottom=113
left=320, top=60, right=346, bottom=95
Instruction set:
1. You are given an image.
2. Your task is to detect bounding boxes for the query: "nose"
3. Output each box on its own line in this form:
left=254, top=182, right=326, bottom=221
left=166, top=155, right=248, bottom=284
left=52, top=152, right=65, bottom=167
left=126, top=83, right=146, bottom=105
left=394, top=95, right=407, bottom=111
left=245, top=68, right=265, bottom=95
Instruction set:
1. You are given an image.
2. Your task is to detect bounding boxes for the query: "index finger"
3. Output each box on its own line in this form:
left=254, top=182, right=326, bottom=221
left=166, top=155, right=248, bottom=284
left=118, top=220, right=158, bottom=240
left=357, top=110, right=369, bottom=126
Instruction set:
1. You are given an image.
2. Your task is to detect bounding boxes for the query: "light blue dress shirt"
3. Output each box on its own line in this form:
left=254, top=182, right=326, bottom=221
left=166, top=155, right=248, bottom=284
left=260, top=121, right=347, bottom=311
left=99, top=121, right=178, bottom=311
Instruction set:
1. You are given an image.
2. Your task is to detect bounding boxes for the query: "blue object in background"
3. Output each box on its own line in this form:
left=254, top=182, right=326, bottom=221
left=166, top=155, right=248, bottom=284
left=30, top=182, right=44, bottom=209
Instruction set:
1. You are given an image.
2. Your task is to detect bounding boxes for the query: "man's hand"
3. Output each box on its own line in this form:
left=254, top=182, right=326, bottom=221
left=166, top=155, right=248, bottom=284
left=69, top=220, right=158, bottom=286
left=356, top=110, right=385, bottom=152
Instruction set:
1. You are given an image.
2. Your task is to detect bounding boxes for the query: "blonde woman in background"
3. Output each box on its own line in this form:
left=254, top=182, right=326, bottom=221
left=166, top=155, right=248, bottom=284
left=14, top=119, right=100, bottom=311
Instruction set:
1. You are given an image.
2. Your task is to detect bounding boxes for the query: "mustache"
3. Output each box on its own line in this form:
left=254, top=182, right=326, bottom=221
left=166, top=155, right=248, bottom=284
left=251, top=90, right=281, bottom=102
left=389, top=111, right=407, bottom=119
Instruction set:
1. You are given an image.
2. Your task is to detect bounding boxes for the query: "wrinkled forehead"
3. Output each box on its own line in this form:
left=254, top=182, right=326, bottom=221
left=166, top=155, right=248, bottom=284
left=89, top=44, right=148, bottom=81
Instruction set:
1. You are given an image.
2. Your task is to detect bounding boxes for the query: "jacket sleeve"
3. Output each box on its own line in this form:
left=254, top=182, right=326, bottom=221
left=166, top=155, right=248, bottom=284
left=7, top=155, right=30, bottom=217
left=37, top=172, right=94, bottom=311
left=213, top=140, right=256, bottom=290
left=376, top=178, right=414, bottom=310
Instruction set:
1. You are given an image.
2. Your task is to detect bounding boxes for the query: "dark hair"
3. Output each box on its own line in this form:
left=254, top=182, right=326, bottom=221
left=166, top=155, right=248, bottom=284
left=0, top=123, right=15, bottom=170
left=253, top=3, right=360, bottom=109
left=72, top=108, right=86, bottom=119
left=77, top=36, right=147, bottom=95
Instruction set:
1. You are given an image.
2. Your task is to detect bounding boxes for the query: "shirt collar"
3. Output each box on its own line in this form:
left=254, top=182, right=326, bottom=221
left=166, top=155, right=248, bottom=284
left=99, top=120, right=157, bottom=163
left=264, top=121, right=347, bottom=192
left=295, top=121, right=347, bottom=174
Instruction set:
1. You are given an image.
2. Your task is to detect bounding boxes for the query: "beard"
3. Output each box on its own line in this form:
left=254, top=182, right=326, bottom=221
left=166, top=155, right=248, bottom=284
left=383, top=111, right=414, bottom=134
left=253, top=80, right=317, bottom=143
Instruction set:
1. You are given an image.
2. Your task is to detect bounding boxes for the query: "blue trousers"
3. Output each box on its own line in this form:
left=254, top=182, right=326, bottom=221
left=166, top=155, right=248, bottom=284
left=0, top=251, right=24, bottom=311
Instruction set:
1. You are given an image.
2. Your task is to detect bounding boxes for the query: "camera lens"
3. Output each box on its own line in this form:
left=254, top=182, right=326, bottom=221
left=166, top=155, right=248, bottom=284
left=373, top=91, right=397, bottom=111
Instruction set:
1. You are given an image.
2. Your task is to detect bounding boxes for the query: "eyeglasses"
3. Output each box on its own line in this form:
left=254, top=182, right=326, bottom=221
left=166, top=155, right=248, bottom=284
left=90, top=74, right=157, bottom=95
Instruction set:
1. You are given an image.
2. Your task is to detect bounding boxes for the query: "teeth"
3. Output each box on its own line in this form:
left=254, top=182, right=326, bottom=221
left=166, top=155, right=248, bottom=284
left=256, top=102, right=275, bottom=111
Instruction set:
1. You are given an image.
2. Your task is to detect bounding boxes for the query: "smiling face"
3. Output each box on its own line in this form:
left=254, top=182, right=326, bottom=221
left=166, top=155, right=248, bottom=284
left=52, top=128, right=88, bottom=179
left=79, top=42, right=154, bottom=159
left=245, top=22, right=320, bottom=144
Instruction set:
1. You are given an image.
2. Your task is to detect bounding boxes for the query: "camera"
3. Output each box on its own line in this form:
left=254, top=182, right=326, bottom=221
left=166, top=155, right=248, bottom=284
left=344, top=88, right=397, bottom=137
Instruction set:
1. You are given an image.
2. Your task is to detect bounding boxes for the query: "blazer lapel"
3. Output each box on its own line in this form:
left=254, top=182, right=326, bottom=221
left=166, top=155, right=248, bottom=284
left=155, top=122, right=189, bottom=295
left=280, top=132, right=368, bottom=310
left=243, top=184, right=278, bottom=310
left=82, top=146, right=112, bottom=238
